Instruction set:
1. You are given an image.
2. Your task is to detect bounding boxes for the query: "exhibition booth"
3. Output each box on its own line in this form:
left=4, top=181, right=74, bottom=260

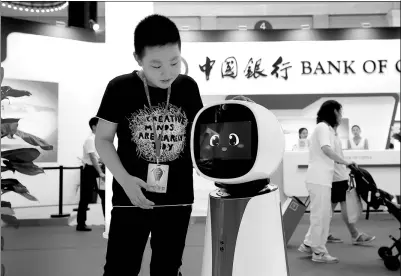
left=0, top=3, right=400, bottom=239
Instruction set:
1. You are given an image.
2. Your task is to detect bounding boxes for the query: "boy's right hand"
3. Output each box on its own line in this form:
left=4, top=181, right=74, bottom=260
left=122, top=176, right=155, bottom=209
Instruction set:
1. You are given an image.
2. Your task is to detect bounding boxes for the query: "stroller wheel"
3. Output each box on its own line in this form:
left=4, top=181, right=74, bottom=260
left=384, top=256, right=400, bottom=271
left=378, top=246, right=392, bottom=259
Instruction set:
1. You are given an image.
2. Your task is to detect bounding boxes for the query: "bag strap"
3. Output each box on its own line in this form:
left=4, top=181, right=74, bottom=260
left=349, top=174, right=356, bottom=188
left=348, top=174, right=357, bottom=193
left=304, top=196, right=311, bottom=207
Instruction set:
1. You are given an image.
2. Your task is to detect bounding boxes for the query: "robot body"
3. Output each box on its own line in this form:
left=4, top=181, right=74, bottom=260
left=202, top=183, right=289, bottom=276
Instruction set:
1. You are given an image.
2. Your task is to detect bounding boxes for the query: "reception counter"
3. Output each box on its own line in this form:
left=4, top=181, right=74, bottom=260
left=282, top=150, right=400, bottom=198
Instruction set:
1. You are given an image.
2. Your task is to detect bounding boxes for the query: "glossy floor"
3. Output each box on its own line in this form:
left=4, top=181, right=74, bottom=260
left=2, top=205, right=400, bottom=276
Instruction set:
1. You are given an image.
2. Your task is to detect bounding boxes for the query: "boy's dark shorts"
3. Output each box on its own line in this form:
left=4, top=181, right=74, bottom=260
left=331, top=180, right=349, bottom=204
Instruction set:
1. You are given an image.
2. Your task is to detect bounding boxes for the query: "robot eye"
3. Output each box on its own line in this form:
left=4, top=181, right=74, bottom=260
left=229, top=133, right=239, bottom=146
left=210, top=135, right=220, bottom=147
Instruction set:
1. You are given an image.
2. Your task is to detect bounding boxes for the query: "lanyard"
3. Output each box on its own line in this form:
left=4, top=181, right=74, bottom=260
left=138, top=71, right=171, bottom=164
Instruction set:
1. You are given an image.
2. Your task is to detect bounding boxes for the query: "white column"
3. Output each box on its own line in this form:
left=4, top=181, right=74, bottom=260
left=103, top=2, right=155, bottom=239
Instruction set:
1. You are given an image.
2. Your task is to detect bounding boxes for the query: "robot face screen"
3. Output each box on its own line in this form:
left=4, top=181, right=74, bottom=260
left=193, top=103, right=258, bottom=179
left=200, top=121, right=252, bottom=160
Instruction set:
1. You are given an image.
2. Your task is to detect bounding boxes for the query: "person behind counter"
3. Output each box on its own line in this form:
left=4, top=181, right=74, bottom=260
left=347, top=125, right=369, bottom=150
left=293, top=127, right=311, bottom=151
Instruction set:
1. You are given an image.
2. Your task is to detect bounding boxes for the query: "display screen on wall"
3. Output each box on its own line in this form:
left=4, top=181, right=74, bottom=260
left=1, top=79, right=58, bottom=162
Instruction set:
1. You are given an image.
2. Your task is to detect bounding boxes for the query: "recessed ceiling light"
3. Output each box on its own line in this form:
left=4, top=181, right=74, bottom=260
left=2, top=1, right=68, bottom=13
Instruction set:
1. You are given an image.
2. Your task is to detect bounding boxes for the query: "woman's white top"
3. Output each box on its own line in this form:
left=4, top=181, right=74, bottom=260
left=333, top=134, right=349, bottom=182
left=305, top=122, right=336, bottom=187
left=349, top=137, right=366, bottom=150
left=292, top=138, right=311, bottom=151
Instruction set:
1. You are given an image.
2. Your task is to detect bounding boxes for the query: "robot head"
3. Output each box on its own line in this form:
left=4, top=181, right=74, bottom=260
left=191, top=100, right=285, bottom=184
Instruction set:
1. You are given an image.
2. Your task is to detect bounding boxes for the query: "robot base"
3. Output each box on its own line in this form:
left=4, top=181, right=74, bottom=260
left=201, top=181, right=289, bottom=276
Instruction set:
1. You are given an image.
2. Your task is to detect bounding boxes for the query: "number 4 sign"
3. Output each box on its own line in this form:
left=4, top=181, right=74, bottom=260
left=254, top=20, right=273, bottom=30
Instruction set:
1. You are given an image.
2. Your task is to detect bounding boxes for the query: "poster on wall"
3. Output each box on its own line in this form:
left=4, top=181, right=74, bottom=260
left=1, top=79, right=58, bottom=162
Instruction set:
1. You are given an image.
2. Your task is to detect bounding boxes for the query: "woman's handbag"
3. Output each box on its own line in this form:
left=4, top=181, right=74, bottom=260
left=346, top=176, right=363, bottom=224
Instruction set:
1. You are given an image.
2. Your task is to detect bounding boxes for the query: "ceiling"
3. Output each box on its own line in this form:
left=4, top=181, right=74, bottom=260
left=1, top=1, right=399, bottom=19
left=1, top=2, right=399, bottom=29
left=0, top=1, right=105, bottom=18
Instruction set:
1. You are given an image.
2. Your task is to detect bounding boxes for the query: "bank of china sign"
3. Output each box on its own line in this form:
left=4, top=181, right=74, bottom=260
left=180, top=39, right=400, bottom=86
left=181, top=56, right=401, bottom=81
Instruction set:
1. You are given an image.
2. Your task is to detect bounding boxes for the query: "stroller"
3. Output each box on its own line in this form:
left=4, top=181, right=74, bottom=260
left=349, top=164, right=401, bottom=271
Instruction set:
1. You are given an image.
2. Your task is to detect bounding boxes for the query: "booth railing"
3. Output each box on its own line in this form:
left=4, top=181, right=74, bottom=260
left=40, top=165, right=83, bottom=218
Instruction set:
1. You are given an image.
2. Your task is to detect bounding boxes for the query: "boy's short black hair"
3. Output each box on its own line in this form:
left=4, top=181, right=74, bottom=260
left=89, top=117, right=98, bottom=130
left=351, top=125, right=361, bottom=130
left=134, top=14, right=181, bottom=59
left=316, top=100, right=342, bottom=128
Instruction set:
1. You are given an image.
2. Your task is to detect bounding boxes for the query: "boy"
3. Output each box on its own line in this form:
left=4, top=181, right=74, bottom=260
left=327, top=126, right=375, bottom=244
left=95, top=14, right=203, bottom=276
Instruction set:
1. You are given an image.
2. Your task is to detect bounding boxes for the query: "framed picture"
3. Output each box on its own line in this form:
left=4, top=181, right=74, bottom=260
left=1, top=78, right=58, bottom=162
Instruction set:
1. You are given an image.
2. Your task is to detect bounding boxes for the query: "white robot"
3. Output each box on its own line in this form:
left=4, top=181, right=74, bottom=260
left=191, top=100, right=289, bottom=276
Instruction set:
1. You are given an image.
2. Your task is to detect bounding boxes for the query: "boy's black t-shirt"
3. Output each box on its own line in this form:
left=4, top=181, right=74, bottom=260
left=96, top=71, right=203, bottom=206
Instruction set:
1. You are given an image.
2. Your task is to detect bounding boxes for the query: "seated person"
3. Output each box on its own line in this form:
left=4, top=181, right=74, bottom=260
left=292, top=127, right=310, bottom=151
left=347, top=125, right=368, bottom=150
left=391, top=131, right=400, bottom=150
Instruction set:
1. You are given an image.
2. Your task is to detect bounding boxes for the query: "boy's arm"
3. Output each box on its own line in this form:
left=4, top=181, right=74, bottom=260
left=95, top=120, right=131, bottom=186
left=189, top=78, right=203, bottom=171
left=193, top=80, right=203, bottom=113
left=95, top=80, right=132, bottom=185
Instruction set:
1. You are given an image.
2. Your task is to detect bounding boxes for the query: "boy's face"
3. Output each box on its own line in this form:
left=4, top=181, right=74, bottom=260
left=137, top=43, right=181, bottom=89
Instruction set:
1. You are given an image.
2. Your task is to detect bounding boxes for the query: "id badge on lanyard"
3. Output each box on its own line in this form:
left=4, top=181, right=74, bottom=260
left=138, top=71, right=171, bottom=194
